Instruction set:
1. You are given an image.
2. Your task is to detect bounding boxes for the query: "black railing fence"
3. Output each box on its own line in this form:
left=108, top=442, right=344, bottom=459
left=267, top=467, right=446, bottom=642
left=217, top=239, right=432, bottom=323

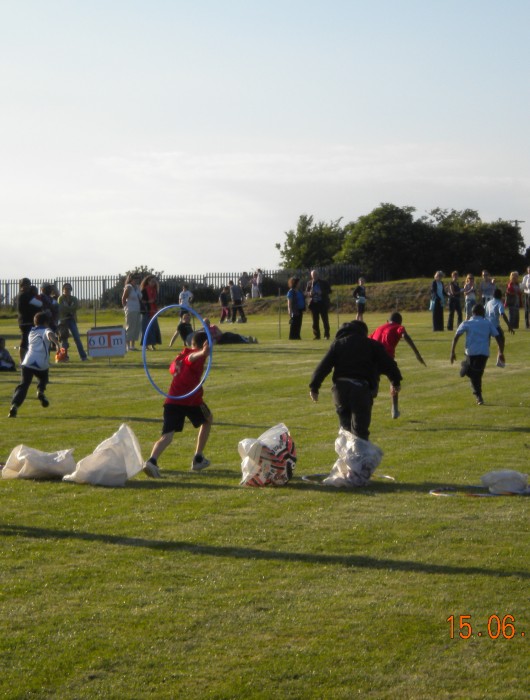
left=0, top=265, right=367, bottom=308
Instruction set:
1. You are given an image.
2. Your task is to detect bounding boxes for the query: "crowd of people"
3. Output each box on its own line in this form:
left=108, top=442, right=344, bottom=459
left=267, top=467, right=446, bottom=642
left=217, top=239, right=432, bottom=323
left=430, top=268, right=530, bottom=332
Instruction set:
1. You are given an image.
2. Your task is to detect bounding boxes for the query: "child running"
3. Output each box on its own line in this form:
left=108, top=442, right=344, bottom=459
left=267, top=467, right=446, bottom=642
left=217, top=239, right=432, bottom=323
left=144, top=330, right=213, bottom=477
left=8, top=312, right=59, bottom=417
left=369, top=312, right=426, bottom=418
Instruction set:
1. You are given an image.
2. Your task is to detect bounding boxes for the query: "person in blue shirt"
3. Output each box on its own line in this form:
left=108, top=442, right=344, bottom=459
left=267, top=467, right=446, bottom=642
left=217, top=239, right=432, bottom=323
left=450, top=304, right=502, bottom=405
left=286, top=277, right=306, bottom=340
left=485, top=289, right=515, bottom=367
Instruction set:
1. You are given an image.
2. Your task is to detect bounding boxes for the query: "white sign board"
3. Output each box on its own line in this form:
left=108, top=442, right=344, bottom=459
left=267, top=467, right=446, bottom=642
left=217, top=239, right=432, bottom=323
left=87, top=326, right=126, bottom=358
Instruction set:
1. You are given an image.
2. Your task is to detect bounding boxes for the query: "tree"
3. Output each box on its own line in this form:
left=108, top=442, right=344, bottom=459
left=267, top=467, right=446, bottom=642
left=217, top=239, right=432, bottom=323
left=335, top=203, right=425, bottom=279
left=276, top=215, right=344, bottom=269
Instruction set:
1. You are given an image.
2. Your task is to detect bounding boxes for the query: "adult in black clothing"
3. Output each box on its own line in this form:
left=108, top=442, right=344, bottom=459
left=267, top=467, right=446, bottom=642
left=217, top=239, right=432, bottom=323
left=306, top=270, right=331, bottom=340
left=446, top=271, right=463, bottom=331
left=309, top=320, right=402, bottom=441
left=17, top=278, right=43, bottom=361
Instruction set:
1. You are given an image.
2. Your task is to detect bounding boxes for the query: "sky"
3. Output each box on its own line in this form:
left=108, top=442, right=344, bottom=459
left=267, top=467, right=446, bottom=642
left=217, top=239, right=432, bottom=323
left=1, top=0, right=529, bottom=279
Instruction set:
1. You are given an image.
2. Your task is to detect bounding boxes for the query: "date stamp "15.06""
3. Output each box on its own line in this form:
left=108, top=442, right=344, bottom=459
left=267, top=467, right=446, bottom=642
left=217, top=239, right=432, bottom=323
left=447, top=614, right=526, bottom=639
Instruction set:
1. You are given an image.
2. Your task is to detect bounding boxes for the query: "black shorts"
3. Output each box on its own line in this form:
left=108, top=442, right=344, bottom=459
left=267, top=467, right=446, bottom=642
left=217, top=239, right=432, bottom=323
left=162, top=403, right=211, bottom=434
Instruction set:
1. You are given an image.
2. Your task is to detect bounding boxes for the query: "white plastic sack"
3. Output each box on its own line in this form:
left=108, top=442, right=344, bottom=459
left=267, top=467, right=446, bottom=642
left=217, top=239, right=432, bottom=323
left=323, top=428, right=383, bottom=487
left=2, top=445, right=76, bottom=480
left=239, top=423, right=296, bottom=487
left=63, top=424, right=143, bottom=487
left=480, top=470, right=529, bottom=495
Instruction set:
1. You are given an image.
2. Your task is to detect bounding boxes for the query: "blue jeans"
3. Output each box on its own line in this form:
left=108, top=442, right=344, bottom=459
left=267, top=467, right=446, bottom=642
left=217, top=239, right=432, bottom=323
left=61, top=318, right=87, bottom=360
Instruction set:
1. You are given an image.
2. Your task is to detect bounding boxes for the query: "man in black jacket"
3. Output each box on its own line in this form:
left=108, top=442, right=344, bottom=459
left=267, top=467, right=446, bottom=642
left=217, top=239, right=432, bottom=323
left=305, top=270, right=331, bottom=340
left=309, top=321, right=403, bottom=441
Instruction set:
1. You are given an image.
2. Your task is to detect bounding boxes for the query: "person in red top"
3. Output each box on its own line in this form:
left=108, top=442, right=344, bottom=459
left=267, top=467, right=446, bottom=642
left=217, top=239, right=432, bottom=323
left=143, top=331, right=213, bottom=477
left=370, top=312, right=426, bottom=419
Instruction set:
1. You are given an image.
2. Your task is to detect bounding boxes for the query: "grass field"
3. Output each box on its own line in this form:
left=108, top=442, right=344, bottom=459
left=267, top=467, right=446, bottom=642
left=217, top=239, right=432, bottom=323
left=0, top=309, right=528, bottom=699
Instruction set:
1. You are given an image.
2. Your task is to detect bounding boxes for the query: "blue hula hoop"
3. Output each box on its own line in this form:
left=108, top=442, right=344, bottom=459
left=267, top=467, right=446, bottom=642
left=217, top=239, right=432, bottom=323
left=142, top=304, right=213, bottom=401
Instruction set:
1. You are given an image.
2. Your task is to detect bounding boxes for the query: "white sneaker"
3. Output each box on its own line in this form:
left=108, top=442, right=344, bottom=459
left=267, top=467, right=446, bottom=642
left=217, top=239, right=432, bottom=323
left=191, top=455, right=211, bottom=472
left=143, top=459, right=162, bottom=478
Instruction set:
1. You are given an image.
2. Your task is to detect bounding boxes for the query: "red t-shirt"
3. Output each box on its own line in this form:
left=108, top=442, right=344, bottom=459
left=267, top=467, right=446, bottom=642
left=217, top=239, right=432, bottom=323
left=369, top=322, right=406, bottom=358
left=165, top=347, right=205, bottom=406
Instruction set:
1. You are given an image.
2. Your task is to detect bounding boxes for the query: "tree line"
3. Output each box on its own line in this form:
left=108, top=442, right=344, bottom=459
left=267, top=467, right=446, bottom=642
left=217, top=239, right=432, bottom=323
left=276, top=204, right=529, bottom=280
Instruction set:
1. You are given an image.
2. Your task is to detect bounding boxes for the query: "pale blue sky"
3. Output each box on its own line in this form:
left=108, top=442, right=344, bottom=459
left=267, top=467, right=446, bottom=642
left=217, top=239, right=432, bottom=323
left=1, top=0, right=528, bottom=277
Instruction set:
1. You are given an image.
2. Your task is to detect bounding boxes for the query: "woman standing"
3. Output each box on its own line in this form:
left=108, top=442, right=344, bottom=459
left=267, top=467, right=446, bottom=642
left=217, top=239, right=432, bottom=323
left=140, top=275, right=162, bottom=350
left=505, top=271, right=523, bottom=329
left=286, top=277, right=306, bottom=340
left=430, top=271, right=446, bottom=331
left=122, top=274, right=142, bottom=351
left=463, top=273, right=476, bottom=320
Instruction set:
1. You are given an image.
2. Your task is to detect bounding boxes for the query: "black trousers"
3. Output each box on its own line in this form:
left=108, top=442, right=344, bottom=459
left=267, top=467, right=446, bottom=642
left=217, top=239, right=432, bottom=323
left=12, top=367, right=49, bottom=407
left=432, top=298, right=444, bottom=331
left=231, top=302, right=246, bottom=323
left=309, top=302, right=330, bottom=339
left=447, top=297, right=462, bottom=330
left=461, top=355, right=488, bottom=397
left=331, top=379, right=373, bottom=441
left=289, top=312, right=303, bottom=340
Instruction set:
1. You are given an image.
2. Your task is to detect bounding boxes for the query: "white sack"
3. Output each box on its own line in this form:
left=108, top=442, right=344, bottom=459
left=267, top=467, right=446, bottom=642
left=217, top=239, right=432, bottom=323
left=480, top=470, right=529, bottom=495
left=2, top=445, right=76, bottom=480
left=63, top=423, right=143, bottom=487
left=239, top=423, right=296, bottom=487
left=323, top=428, right=383, bottom=487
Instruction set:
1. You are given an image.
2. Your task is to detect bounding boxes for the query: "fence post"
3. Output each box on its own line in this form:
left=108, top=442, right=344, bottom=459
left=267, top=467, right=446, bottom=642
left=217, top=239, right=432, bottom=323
left=278, top=288, right=282, bottom=339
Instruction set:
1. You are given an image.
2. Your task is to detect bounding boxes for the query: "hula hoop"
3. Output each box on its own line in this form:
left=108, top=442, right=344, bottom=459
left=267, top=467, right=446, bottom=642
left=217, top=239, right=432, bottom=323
left=429, top=486, right=529, bottom=497
left=142, top=304, right=213, bottom=401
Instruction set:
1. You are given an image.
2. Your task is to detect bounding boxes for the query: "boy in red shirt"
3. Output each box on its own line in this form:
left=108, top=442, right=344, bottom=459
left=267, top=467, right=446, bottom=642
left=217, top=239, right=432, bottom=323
left=144, top=331, right=212, bottom=477
left=370, top=312, right=426, bottom=418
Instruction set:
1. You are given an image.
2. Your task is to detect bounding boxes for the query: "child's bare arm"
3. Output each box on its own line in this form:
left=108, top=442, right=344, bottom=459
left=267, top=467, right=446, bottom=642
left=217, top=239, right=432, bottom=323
left=189, top=341, right=210, bottom=363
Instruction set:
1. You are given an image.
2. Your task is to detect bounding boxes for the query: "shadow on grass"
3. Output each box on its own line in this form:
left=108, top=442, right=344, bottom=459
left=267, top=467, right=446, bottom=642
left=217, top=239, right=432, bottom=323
left=1, top=523, right=528, bottom=579
left=289, top=478, right=527, bottom=496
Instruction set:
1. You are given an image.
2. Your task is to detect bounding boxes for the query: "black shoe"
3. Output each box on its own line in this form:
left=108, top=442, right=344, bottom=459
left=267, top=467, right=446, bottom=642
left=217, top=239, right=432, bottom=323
left=459, top=362, right=468, bottom=378
left=476, top=395, right=484, bottom=405
left=37, top=392, right=49, bottom=408
left=8, top=405, right=17, bottom=418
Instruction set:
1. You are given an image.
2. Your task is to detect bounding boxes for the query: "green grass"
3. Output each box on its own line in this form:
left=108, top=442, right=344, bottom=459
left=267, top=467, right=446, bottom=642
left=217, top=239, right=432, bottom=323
left=1, top=310, right=529, bottom=699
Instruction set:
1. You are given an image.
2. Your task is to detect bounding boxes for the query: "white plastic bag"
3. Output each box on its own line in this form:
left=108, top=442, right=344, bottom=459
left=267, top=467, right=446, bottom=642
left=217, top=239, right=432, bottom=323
left=2, top=445, right=76, bottom=480
left=239, top=423, right=296, bottom=487
left=323, top=428, right=383, bottom=487
left=480, top=470, right=529, bottom=495
left=63, top=424, right=143, bottom=487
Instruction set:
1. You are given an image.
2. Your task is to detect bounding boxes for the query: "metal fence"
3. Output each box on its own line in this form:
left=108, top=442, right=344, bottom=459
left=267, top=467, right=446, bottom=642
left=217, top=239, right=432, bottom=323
left=0, top=265, right=365, bottom=308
